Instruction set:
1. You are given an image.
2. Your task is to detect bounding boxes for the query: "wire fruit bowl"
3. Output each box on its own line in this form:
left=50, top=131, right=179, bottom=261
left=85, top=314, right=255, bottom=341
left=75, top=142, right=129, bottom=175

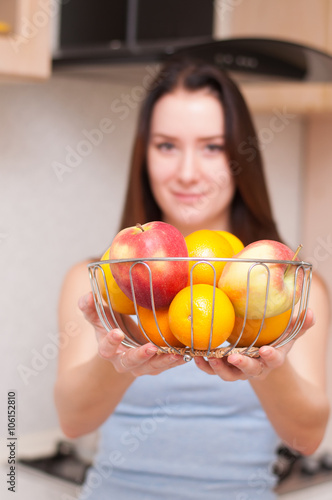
left=88, top=257, right=312, bottom=362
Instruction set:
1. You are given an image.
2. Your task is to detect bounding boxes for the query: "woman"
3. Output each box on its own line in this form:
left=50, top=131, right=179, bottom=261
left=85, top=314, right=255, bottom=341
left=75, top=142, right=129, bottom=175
left=55, top=58, right=330, bottom=499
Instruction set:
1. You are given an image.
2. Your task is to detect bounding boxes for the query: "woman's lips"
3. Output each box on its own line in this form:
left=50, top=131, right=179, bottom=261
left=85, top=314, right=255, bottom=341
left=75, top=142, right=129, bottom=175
left=172, top=191, right=208, bottom=204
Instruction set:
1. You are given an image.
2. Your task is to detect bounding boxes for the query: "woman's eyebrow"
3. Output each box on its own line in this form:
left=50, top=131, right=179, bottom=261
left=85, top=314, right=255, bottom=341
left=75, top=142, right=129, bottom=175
left=150, top=133, right=178, bottom=140
left=198, top=135, right=225, bottom=141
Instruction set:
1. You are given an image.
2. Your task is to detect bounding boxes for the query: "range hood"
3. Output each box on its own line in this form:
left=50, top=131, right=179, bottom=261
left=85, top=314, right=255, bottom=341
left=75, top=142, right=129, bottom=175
left=53, top=37, right=332, bottom=82
left=170, top=38, right=332, bottom=82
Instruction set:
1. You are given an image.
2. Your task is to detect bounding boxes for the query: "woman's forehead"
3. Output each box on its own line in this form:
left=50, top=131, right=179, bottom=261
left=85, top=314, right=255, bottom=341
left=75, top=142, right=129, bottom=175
left=150, top=89, right=225, bottom=137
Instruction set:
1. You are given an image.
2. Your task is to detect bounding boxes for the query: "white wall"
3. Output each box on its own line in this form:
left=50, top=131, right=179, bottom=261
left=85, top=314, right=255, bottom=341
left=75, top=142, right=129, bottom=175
left=302, top=115, right=332, bottom=453
left=0, top=72, right=140, bottom=457
left=253, top=113, right=304, bottom=248
left=0, top=68, right=315, bottom=460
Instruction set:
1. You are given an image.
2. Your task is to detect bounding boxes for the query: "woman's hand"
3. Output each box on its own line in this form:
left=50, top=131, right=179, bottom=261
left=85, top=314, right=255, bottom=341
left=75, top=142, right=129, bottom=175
left=194, top=309, right=315, bottom=381
left=78, top=292, right=185, bottom=377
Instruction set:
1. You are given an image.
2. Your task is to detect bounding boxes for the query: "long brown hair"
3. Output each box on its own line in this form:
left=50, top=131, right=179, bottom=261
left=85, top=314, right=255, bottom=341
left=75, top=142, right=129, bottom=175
left=120, top=57, right=282, bottom=245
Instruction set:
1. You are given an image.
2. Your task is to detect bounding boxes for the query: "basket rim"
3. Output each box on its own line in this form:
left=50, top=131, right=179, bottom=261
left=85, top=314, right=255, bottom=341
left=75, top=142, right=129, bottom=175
left=88, top=257, right=312, bottom=267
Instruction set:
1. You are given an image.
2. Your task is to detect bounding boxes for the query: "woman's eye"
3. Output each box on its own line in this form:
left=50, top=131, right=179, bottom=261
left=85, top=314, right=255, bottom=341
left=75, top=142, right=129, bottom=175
left=205, top=144, right=225, bottom=152
left=156, top=142, right=174, bottom=151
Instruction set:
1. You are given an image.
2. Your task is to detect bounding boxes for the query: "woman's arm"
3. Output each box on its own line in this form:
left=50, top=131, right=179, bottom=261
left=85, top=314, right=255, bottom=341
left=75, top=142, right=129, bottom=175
left=54, top=261, right=135, bottom=438
left=195, top=273, right=330, bottom=454
left=54, top=261, right=184, bottom=439
left=251, top=274, right=330, bottom=454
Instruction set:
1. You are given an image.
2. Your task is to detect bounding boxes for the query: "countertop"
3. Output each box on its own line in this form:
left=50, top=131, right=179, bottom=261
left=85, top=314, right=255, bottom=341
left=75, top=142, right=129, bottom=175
left=1, top=462, right=332, bottom=500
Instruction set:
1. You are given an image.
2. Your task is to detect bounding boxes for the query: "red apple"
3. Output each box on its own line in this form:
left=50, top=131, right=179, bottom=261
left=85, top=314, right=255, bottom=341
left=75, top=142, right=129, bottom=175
left=218, top=240, right=304, bottom=319
left=109, top=221, right=189, bottom=309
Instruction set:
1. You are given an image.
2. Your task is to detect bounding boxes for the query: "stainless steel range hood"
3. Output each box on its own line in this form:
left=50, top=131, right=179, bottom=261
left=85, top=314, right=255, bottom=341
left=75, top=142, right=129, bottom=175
left=53, top=38, right=332, bottom=83
left=171, top=38, right=332, bottom=82
left=51, top=0, right=332, bottom=82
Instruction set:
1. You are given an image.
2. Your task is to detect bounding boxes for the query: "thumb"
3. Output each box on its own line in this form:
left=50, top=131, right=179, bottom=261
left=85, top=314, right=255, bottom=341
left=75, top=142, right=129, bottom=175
left=78, top=292, right=116, bottom=331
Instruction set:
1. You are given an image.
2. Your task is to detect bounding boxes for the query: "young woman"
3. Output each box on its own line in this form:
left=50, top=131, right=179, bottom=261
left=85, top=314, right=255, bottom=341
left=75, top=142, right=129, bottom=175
left=55, top=58, right=330, bottom=499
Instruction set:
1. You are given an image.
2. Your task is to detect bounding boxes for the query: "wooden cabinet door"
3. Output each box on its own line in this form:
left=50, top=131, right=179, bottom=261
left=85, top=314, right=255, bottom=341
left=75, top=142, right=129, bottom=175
left=214, top=0, right=330, bottom=53
left=0, top=0, right=51, bottom=81
left=327, top=0, right=332, bottom=54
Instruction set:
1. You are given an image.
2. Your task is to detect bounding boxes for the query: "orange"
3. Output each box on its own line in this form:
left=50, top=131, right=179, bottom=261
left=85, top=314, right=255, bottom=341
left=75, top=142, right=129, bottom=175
left=96, top=248, right=136, bottom=315
left=228, top=309, right=292, bottom=347
left=216, top=231, right=244, bottom=255
left=137, top=306, right=185, bottom=347
left=168, top=284, right=235, bottom=350
left=185, top=230, right=234, bottom=286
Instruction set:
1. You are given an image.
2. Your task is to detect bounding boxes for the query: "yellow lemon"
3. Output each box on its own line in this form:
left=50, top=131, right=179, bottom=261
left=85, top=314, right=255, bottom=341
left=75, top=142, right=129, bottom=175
left=96, top=248, right=135, bottom=315
left=185, top=230, right=234, bottom=286
left=216, top=231, right=244, bottom=255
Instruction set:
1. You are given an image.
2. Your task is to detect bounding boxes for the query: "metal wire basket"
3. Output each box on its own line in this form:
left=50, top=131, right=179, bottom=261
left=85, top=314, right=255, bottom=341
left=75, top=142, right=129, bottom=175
left=88, top=257, right=312, bottom=362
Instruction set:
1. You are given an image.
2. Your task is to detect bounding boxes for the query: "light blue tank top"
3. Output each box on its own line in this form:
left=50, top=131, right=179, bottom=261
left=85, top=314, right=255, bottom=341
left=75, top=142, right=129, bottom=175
left=80, top=360, right=279, bottom=500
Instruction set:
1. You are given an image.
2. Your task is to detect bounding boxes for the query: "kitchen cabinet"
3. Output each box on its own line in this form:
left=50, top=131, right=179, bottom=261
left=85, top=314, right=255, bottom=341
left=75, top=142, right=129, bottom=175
left=328, top=0, right=332, bottom=53
left=0, top=0, right=51, bottom=81
left=214, top=0, right=332, bottom=113
left=238, top=82, right=332, bottom=114
left=214, top=0, right=331, bottom=54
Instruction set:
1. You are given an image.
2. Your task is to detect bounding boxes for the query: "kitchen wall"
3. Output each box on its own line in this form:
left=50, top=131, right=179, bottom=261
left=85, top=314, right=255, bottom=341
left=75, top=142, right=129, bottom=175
left=0, top=71, right=140, bottom=459
left=302, top=115, right=332, bottom=451
left=0, top=66, right=330, bottom=463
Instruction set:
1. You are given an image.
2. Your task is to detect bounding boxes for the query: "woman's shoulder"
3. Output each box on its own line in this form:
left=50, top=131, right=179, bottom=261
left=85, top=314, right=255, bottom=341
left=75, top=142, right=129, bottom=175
left=68, top=258, right=93, bottom=270
left=64, top=258, right=92, bottom=278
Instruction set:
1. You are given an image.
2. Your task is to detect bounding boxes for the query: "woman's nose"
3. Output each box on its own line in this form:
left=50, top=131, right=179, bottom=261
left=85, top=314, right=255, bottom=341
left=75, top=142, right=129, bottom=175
left=176, top=149, right=199, bottom=183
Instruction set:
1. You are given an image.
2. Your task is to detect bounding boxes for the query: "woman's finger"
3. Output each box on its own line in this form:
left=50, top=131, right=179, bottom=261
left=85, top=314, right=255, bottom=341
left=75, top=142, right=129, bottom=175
left=98, top=329, right=125, bottom=359
left=115, top=343, right=159, bottom=372
left=258, top=346, right=284, bottom=369
left=227, top=353, right=267, bottom=378
left=195, top=355, right=247, bottom=381
left=194, top=356, right=216, bottom=375
left=149, top=353, right=186, bottom=371
left=119, top=347, right=186, bottom=375
left=78, top=292, right=107, bottom=327
left=79, top=291, right=118, bottom=332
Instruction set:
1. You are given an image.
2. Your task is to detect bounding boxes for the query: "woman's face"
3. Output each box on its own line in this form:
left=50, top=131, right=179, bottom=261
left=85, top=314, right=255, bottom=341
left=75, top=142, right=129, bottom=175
left=147, top=88, right=235, bottom=236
